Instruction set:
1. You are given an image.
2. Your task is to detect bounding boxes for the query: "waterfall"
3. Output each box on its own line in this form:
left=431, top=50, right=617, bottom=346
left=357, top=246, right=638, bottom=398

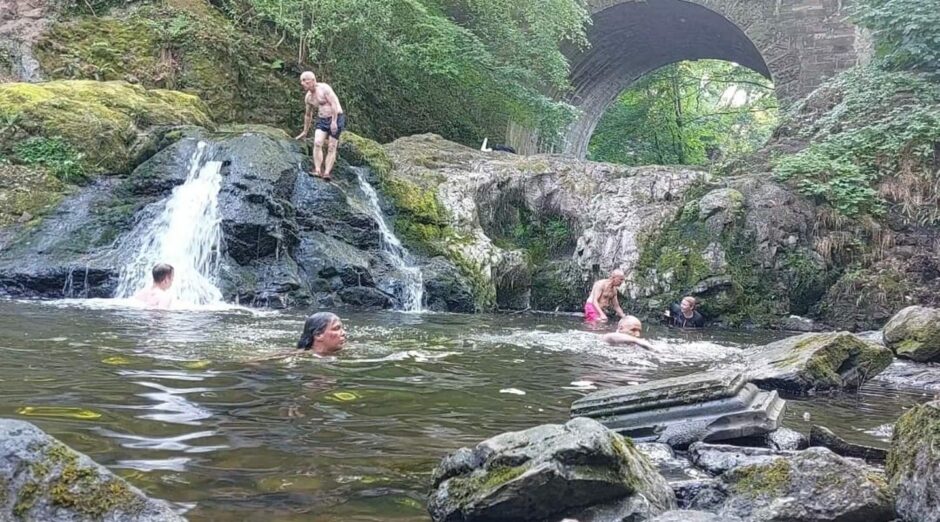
left=352, top=167, right=424, bottom=311
left=115, top=142, right=224, bottom=306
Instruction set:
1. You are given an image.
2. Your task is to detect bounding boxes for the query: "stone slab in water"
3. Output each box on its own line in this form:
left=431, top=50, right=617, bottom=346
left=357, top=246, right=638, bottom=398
left=0, top=418, right=184, bottom=521
left=570, top=370, right=785, bottom=447
left=649, top=510, right=741, bottom=522
left=745, top=331, right=894, bottom=394
left=809, top=425, right=887, bottom=461
left=427, top=417, right=676, bottom=522
left=887, top=400, right=940, bottom=522
left=883, top=306, right=940, bottom=362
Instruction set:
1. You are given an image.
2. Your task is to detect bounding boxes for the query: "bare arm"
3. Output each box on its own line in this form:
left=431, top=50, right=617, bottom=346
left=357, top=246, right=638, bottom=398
left=326, top=85, right=343, bottom=131
left=613, top=291, right=625, bottom=319
left=296, top=94, right=312, bottom=139
left=603, top=333, right=653, bottom=349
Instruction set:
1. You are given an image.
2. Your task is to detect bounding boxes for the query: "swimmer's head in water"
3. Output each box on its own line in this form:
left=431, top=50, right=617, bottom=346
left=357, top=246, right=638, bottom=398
left=617, top=315, right=642, bottom=335
left=152, top=263, right=174, bottom=289
left=297, top=312, right=346, bottom=354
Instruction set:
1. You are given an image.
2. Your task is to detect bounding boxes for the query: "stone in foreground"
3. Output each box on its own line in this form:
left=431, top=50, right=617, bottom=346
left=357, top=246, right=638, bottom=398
left=570, top=370, right=785, bottom=448
left=0, top=419, right=184, bottom=521
left=688, top=443, right=798, bottom=476
left=883, top=306, right=940, bottom=362
left=718, top=447, right=895, bottom=522
left=887, top=400, right=940, bottom=522
left=427, top=417, right=675, bottom=522
left=745, top=332, right=893, bottom=394
left=649, top=510, right=741, bottom=522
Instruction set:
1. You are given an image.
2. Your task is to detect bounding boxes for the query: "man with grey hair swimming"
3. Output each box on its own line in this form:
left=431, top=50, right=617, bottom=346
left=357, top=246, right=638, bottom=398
left=295, top=71, right=346, bottom=181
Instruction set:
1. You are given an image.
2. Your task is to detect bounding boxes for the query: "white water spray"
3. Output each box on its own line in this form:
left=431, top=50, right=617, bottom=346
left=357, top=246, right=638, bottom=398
left=353, top=167, right=424, bottom=311
left=115, top=142, right=225, bottom=306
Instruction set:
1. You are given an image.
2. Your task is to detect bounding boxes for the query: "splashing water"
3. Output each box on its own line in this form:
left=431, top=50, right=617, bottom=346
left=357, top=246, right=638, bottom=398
left=352, top=167, right=424, bottom=311
left=115, top=142, right=224, bottom=305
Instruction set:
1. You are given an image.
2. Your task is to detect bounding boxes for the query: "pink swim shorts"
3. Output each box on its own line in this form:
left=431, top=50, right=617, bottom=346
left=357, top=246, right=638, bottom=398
left=584, top=302, right=601, bottom=322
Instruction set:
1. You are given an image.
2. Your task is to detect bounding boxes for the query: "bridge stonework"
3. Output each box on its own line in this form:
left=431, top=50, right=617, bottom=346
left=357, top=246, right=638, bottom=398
left=515, top=0, right=866, bottom=157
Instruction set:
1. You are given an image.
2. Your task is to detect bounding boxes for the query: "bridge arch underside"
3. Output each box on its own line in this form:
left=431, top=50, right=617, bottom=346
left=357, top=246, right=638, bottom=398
left=565, top=0, right=774, bottom=157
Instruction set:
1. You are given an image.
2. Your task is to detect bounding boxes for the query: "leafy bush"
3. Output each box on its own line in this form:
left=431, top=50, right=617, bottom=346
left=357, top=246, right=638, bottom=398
left=773, top=67, right=940, bottom=219
left=13, top=137, right=86, bottom=182
left=855, top=0, right=940, bottom=74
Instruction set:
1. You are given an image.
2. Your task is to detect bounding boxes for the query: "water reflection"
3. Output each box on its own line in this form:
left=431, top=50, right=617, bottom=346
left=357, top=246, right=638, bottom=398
left=0, top=299, right=937, bottom=521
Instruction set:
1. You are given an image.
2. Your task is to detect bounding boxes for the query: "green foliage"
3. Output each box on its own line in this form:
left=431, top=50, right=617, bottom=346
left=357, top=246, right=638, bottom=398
left=774, top=67, right=940, bottom=220
left=233, top=0, right=589, bottom=145
left=12, top=137, right=86, bottom=182
left=589, top=60, right=778, bottom=166
left=855, top=0, right=940, bottom=74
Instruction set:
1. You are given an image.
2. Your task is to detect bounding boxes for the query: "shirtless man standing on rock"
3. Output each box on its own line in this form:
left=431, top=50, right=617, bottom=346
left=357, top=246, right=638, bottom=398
left=295, top=71, right=345, bottom=181
left=584, top=269, right=627, bottom=323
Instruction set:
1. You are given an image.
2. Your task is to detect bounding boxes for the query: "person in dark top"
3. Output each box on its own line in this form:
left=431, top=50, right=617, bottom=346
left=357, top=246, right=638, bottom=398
left=664, top=296, right=705, bottom=328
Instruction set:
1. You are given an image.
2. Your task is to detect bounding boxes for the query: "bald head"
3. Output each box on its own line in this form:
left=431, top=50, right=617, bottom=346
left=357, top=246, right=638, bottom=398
left=300, top=71, right=316, bottom=82
left=300, top=71, right=317, bottom=92
left=617, top=315, right=642, bottom=335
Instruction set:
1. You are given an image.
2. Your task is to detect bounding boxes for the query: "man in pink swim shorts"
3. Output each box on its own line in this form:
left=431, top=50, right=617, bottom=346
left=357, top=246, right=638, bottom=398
left=584, top=269, right=627, bottom=323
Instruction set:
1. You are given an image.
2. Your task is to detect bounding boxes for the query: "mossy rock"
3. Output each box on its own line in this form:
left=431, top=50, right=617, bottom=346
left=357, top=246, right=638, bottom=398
left=0, top=164, right=68, bottom=227
left=0, top=419, right=183, bottom=521
left=883, top=306, right=940, bottom=362
left=745, top=331, right=894, bottom=393
left=0, top=80, right=212, bottom=174
left=34, top=1, right=301, bottom=131
left=887, top=400, right=940, bottom=522
left=341, top=132, right=393, bottom=177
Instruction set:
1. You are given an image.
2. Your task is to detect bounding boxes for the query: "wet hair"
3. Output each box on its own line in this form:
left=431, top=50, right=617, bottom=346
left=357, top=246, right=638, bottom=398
left=296, top=312, right=339, bottom=350
left=152, top=263, right=174, bottom=284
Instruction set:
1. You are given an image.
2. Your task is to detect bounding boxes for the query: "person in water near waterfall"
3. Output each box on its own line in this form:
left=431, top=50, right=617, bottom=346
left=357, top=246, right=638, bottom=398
left=664, top=296, right=706, bottom=328
left=603, top=316, right=653, bottom=349
left=250, top=312, right=347, bottom=362
left=584, top=269, right=627, bottom=323
left=295, top=71, right=345, bottom=181
left=132, top=263, right=174, bottom=309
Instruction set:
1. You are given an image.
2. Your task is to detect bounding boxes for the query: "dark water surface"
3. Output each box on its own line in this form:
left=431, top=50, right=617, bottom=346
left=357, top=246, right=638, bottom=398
left=0, top=300, right=931, bottom=521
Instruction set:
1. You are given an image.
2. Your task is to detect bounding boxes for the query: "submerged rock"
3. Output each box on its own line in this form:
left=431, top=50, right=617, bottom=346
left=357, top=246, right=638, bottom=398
left=745, top=331, right=894, bottom=394
left=883, top=306, right=940, bottom=362
left=427, top=417, right=675, bottom=522
left=0, top=419, right=184, bottom=521
left=887, top=400, right=940, bottom=522
left=718, top=447, right=895, bottom=521
left=809, top=425, right=887, bottom=461
left=571, top=370, right=785, bottom=448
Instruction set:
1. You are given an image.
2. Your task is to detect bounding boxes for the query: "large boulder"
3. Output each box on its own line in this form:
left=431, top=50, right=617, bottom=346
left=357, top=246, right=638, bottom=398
left=0, top=419, right=184, bottom=521
left=0, top=80, right=212, bottom=174
left=883, top=306, right=940, bottom=362
left=718, top=447, right=895, bottom=521
left=886, top=400, right=940, bottom=522
left=571, top=370, right=785, bottom=448
left=427, top=417, right=676, bottom=522
left=745, top=332, right=894, bottom=394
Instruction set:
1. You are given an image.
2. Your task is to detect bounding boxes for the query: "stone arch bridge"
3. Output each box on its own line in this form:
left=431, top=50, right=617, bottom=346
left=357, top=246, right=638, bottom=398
left=511, top=0, right=867, bottom=157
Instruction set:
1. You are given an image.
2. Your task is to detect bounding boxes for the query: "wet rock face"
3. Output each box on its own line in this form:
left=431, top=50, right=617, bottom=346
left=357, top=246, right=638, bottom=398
left=887, top=400, right=940, bottom=522
left=427, top=417, right=676, bottom=522
left=883, top=306, right=940, bottom=362
left=745, top=331, right=894, bottom=394
left=0, top=418, right=184, bottom=521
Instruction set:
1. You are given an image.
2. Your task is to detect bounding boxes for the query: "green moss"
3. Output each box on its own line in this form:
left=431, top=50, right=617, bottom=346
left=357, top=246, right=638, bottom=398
left=35, top=2, right=300, bottom=131
left=802, top=333, right=894, bottom=388
left=730, top=459, right=792, bottom=498
left=0, top=164, right=68, bottom=227
left=886, top=403, right=940, bottom=486
left=0, top=80, right=212, bottom=175
left=12, top=440, right=145, bottom=519
left=445, top=464, right=528, bottom=504
left=342, top=132, right=394, bottom=177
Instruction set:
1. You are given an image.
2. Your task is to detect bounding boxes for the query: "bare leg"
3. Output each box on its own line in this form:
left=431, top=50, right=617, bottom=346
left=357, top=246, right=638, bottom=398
left=313, top=129, right=327, bottom=176
left=324, top=137, right=339, bottom=179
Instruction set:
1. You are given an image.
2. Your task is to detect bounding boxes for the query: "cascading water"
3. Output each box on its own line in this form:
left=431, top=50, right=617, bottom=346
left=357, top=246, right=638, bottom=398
left=115, top=142, right=225, bottom=306
left=353, top=167, right=424, bottom=311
